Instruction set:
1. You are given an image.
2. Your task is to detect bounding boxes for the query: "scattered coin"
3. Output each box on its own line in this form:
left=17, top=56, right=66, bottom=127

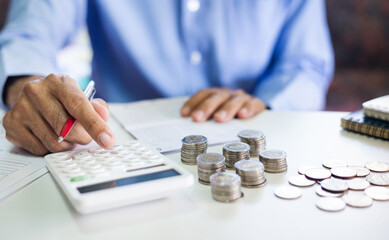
left=364, top=186, right=389, bottom=201
left=298, top=166, right=317, bottom=175
left=322, top=159, right=348, bottom=169
left=365, top=161, right=389, bottom=173
left=343, top=195, right=373, bottom=208
left=330, top=167, right=357, bottom=179
left=366, top=173, right=389, bottom=186
left=237, top=129, right=266, bottom=157
left=259, top=149, right=287, bottom=173
left=315, top=186, right=344, bottom=197
left=321, top=178, right=348, bottom=192
left=347, top=178, right=370, bottom=190
left=274, top=186, right=302, bottom=199
left=305, top=168, right=331, bottom=181
left=347, top=165, right=370, bottom=177
left=288, top=175, right=315, bottom=187
left=316, top=197, right=346, bottom=212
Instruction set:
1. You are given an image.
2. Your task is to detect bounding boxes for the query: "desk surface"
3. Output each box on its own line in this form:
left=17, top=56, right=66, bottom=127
left=1, top=106, right=389, bottom=240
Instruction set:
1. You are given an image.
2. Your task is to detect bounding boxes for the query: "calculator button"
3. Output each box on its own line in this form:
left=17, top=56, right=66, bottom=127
left=122, top=158, right=140, bottom=164
left=70, top=176, right=88, bottom=182
left=78, top=158, right=96, bottom=165
left=116, top=152, right=134, bottom=159
left=88, top=168, right=106, bottom=173
left=63, top=166, right=81, bottom=174
left=95, top=155, right=115, bottom=161
left=59, top=161, right=78, bottom=168
left=54, top=158, right=73, bottom=164
left=47, top=152, right=73, bottom=160
left=83, top=163, right=102, bottom=170
left=73, top=151, right=92, bottom=160
left=103, top=159, right=121, bottom=166
left=124, top=141, right=140, bottom=147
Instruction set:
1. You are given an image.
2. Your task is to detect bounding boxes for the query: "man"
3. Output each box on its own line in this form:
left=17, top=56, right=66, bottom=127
left=0, top=0, right=334, bottom=155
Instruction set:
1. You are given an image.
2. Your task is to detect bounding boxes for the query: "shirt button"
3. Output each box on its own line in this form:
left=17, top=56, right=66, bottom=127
left=187, top=0, right=200, bottom=12
left=190, top=51, right=202, bottom=65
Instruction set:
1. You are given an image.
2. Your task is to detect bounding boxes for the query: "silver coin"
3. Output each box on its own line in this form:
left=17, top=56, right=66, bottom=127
left=315, top=186, right=344, bottom=197
left=288, top=175, right=315, bottom=187
left=330, top=167, right=357, bottom=179
left=235, top=159, right=263, bottom=171
left=316, top=197, right=346, bottom=212
left=305, top=168, right=331, bottom=180
left=210, top=172, right=241, bottom=185
left=364, top=186, right=389, bottom=201
left=366, top=173, right=389, bottom=186
left=347, top=178, right=370, bottom=190
left=343, top=195, right=373, bottom=208
left=274, top=186, right=302, bottom=199
left=347, top=165, right=370, bottom=177
left=365, top=161, right=389, bottom=172
left=182, top=135, right=207, bottom=144
left=224, top=142, right=250, bottom=152
left=238, top=129, right=264, bottom=138
left=321, top=178, right=348, bottom=192
left=322, top=159, right=348, bottom=169
left=197, top=153, right=225, bottom=169
left=260, top=149, right=287, bottom=159
left=298, top=166, right=317, bottom=175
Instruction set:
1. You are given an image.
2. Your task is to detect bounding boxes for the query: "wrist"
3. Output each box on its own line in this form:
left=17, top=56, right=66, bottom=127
left=4, top=75, right=42, bottom=107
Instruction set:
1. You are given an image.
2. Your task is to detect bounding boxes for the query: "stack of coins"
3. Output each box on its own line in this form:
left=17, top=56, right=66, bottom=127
left=222, top=142, right=250, bottom=168
left=259, top=149, right=287, bottom=173
left=237, top=129, right=266, bottom=157
left=210, top=172, right=243, bottom=203
left=197, top=153, right=226, bottom=185
left=235, top=160, right=267, bottom=188
left=181, top=135, right=208, bottom=165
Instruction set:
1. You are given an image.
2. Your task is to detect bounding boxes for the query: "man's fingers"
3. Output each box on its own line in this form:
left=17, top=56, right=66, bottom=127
left=213, top=94, right=251, bottom=123
left=5, top=126, right=49, bottom=156
left=180, top=89, right=217, bottom=116
left=237, top=98, right=266, bottom=119
left=91, top=98, right=110, bottom=122
left=52, top=76, right=115, bottom=149
left=191, top=91, right=231, bottom=122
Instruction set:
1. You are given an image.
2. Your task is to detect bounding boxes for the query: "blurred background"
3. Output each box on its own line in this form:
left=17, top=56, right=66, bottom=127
left=1, top=0, right=388, bottom=112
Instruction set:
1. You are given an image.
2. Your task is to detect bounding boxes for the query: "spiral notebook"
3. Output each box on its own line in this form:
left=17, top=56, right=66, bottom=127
left=341, top=110, right=389, bottom=140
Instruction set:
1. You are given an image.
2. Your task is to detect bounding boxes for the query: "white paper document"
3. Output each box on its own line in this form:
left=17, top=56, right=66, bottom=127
left=0, top=113, right=47, bottom=201
left=110, top=97, right=244, bottom=153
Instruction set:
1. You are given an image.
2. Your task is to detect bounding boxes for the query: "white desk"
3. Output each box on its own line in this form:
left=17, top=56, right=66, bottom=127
left=0, top=106, right=388, bottom=240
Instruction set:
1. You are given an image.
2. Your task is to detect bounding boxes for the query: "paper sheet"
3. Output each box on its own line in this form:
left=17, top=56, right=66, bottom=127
left=0, top=112, right=47, bottom=201
left=110, top=97, right=243, bottom=153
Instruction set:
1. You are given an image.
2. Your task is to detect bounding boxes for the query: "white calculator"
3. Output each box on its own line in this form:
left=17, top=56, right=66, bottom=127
left=44, top=141, right=194, bottom=214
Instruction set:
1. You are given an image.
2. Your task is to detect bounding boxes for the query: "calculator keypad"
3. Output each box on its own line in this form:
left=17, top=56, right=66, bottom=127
left=45, top=142, right=165, bottom=182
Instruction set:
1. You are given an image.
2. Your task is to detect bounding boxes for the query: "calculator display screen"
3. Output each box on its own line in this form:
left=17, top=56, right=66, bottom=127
left=77, top=169, right=180, bottom=194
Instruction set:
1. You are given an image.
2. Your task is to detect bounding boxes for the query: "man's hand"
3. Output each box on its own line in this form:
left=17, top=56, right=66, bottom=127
left=3, top=74, right=115, bottom=155
left=180, top=88, right=266, bottom=122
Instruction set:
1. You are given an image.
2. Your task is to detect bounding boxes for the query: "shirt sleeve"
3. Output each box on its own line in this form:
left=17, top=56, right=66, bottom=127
left=253, top=0, right=334, bottom=110
left=0, top=0, right=86, bottom=109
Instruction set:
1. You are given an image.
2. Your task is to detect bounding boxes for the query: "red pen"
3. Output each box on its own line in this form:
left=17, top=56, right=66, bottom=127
left=58, top=81, right=96, bottom=143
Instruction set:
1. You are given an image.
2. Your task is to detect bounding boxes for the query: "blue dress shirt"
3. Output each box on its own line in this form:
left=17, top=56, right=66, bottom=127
left=0, top=0, right=334, bottom=110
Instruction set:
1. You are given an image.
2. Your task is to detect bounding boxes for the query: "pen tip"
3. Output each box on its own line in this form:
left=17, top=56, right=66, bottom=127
left=58, top=137, right=64, bottom=143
